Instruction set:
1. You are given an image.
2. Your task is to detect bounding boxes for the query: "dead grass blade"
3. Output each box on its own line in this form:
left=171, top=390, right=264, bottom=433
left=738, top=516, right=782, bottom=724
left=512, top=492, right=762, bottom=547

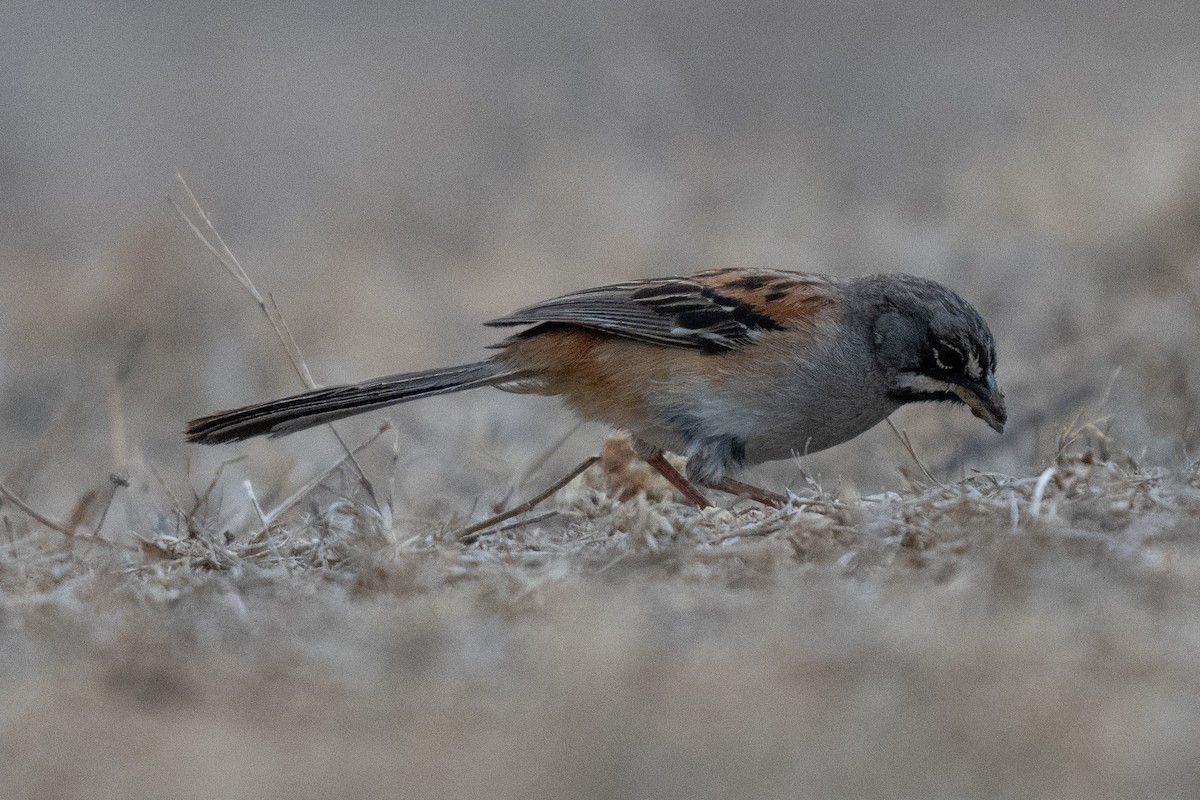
left=91, top=473, right=130, bottom=538
left=258, top=422, right=392, bottom=531
left=517, top=421, right=585, bottom=487
left=455, top=455, right=600, bottom=544
left=0, top=479, right=113, bottom=546
left=885, top=418, right=938, bottom=484
left=169, top=172, right=381, bottom=511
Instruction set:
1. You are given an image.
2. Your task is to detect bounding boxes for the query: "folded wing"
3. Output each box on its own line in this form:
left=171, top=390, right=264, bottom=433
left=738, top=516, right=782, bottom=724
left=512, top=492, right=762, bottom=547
left=486, top=268, right=833, bottom=353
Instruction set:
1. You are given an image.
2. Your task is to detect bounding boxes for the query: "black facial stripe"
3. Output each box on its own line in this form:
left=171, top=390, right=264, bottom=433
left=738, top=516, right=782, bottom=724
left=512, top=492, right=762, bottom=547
left=889, top=388, right=962, bottom=406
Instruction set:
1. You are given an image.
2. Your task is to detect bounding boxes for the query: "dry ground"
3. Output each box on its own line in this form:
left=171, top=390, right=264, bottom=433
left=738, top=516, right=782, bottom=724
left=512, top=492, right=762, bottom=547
left=2, top=421, right=1200, bottom=799
left=6, top=1, right=1200, bottom=797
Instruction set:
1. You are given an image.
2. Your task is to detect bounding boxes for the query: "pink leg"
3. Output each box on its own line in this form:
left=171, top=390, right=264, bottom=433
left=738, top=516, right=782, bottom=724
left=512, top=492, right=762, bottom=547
left=642, top=450, right=712, bottom=509
left=701, top=476, right=788, bottom=508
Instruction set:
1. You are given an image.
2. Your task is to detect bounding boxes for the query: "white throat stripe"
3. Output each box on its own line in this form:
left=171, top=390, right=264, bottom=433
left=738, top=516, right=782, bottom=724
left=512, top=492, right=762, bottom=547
left=896, top=373, right=959, bottom=395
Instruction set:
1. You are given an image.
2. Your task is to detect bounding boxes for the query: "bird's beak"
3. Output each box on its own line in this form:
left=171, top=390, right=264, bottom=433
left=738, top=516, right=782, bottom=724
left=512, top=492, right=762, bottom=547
left=953, top=372, right=1006, bottom=433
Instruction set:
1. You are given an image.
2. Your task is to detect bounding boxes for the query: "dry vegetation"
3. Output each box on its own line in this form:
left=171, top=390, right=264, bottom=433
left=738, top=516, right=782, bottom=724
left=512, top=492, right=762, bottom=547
left=6, top=2, right=1200, bottom=798
left=4, top=189, right=1200, bottom=796
left=4, top=414, right=1200, bottom=799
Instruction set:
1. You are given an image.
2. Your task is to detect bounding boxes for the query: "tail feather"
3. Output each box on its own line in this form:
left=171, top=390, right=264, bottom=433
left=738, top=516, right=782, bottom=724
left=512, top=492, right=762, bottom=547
left=187, top=361, right=517, bottom=444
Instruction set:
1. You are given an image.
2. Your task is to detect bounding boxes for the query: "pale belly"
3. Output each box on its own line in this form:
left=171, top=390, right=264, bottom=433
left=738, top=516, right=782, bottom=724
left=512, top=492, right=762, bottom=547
left=629, top=341, right=899, bottom=479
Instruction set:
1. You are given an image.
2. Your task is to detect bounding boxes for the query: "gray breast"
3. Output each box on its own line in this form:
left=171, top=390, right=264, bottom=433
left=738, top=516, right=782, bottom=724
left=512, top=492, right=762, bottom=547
left=630, top=322, right=898, bottom=482
left=739, top=328, right=898, bottom=464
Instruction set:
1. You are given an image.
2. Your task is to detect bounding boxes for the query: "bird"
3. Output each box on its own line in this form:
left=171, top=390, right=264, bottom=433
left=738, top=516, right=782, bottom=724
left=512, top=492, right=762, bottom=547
left=187, top=268, right=1006, bottom=508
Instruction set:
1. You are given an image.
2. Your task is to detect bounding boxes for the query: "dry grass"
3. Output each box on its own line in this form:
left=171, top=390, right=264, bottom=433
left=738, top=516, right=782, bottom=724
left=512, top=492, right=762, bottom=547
left=6, top=178, right=1200, bottom=797
left=3, top=174, right=1200, bottom=797
left=2, top=411, right=1200, bottom=799
left=7, top=4, right=1200, bottom=796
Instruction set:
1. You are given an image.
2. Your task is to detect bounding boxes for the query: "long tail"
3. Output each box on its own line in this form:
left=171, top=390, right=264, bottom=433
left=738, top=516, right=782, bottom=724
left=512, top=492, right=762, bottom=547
left=187, top=361, right=519, bottom=444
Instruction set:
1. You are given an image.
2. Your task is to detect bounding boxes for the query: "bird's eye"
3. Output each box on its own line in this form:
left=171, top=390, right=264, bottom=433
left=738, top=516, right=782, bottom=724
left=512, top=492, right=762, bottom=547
left=931, top=341, right=965, bottom=373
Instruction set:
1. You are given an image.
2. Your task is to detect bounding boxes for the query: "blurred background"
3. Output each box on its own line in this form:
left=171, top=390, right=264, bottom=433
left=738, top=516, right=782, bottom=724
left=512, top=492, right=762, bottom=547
left=8, top=5, right=1200, bottom=798
left=4, top=0, right=1200, bottom=515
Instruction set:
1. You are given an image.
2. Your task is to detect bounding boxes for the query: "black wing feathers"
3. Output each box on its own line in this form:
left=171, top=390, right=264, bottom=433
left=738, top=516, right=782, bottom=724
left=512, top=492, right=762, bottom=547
left=485, top=274, right=789, bottom=353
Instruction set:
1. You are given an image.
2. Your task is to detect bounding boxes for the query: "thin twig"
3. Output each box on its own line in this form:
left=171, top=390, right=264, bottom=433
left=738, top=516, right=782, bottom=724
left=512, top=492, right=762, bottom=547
left=716, top=520, right=786, bottom=543
left=494, top=510, right=558, bottom=535
left=172, top=173, right=264, bottom=301
left=92, top=473, right=130, bottom=539
left=171, top=174, right=315, bottom=388
left=1029, top=466, right=1057, bottom=518
left=517, top=421, right=585, bottom=487
left=0, top=480, right=71, bottom=534
left=100, top=367, right=130, bottom=538
left=259, top=422, right=392, bottom=529
left=107, top=367, right=129, bottom=478
left=266, top=291, right=317, bottom=387
left=455, top=455, right=599, bottom=544
left=885, top=418, right=938, bottom=484
left=0, top=480, right=112, bottom=546
left=189, top=455, right=248, bottom=519
left=385, top=425, right=401, bottom=533
left=147, top=460, right=186, bottom=514
left=244, top=480, right=268, bottom=527
left=170, top=172, right=381, bottom=511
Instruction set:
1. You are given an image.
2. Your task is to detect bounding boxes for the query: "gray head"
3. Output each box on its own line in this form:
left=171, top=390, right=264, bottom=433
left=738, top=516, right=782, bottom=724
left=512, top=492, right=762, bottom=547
left=860, top=274, right=1006, bottom=433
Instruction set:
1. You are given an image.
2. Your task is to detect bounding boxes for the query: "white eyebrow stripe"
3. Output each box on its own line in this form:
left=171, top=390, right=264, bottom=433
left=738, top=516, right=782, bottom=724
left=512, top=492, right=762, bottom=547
left=895, top=373, right=959, bottom=395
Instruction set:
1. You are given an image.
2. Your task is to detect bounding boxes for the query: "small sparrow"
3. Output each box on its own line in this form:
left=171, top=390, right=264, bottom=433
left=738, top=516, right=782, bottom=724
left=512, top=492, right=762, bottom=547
left=187, top=268, right=1005, bottom=507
